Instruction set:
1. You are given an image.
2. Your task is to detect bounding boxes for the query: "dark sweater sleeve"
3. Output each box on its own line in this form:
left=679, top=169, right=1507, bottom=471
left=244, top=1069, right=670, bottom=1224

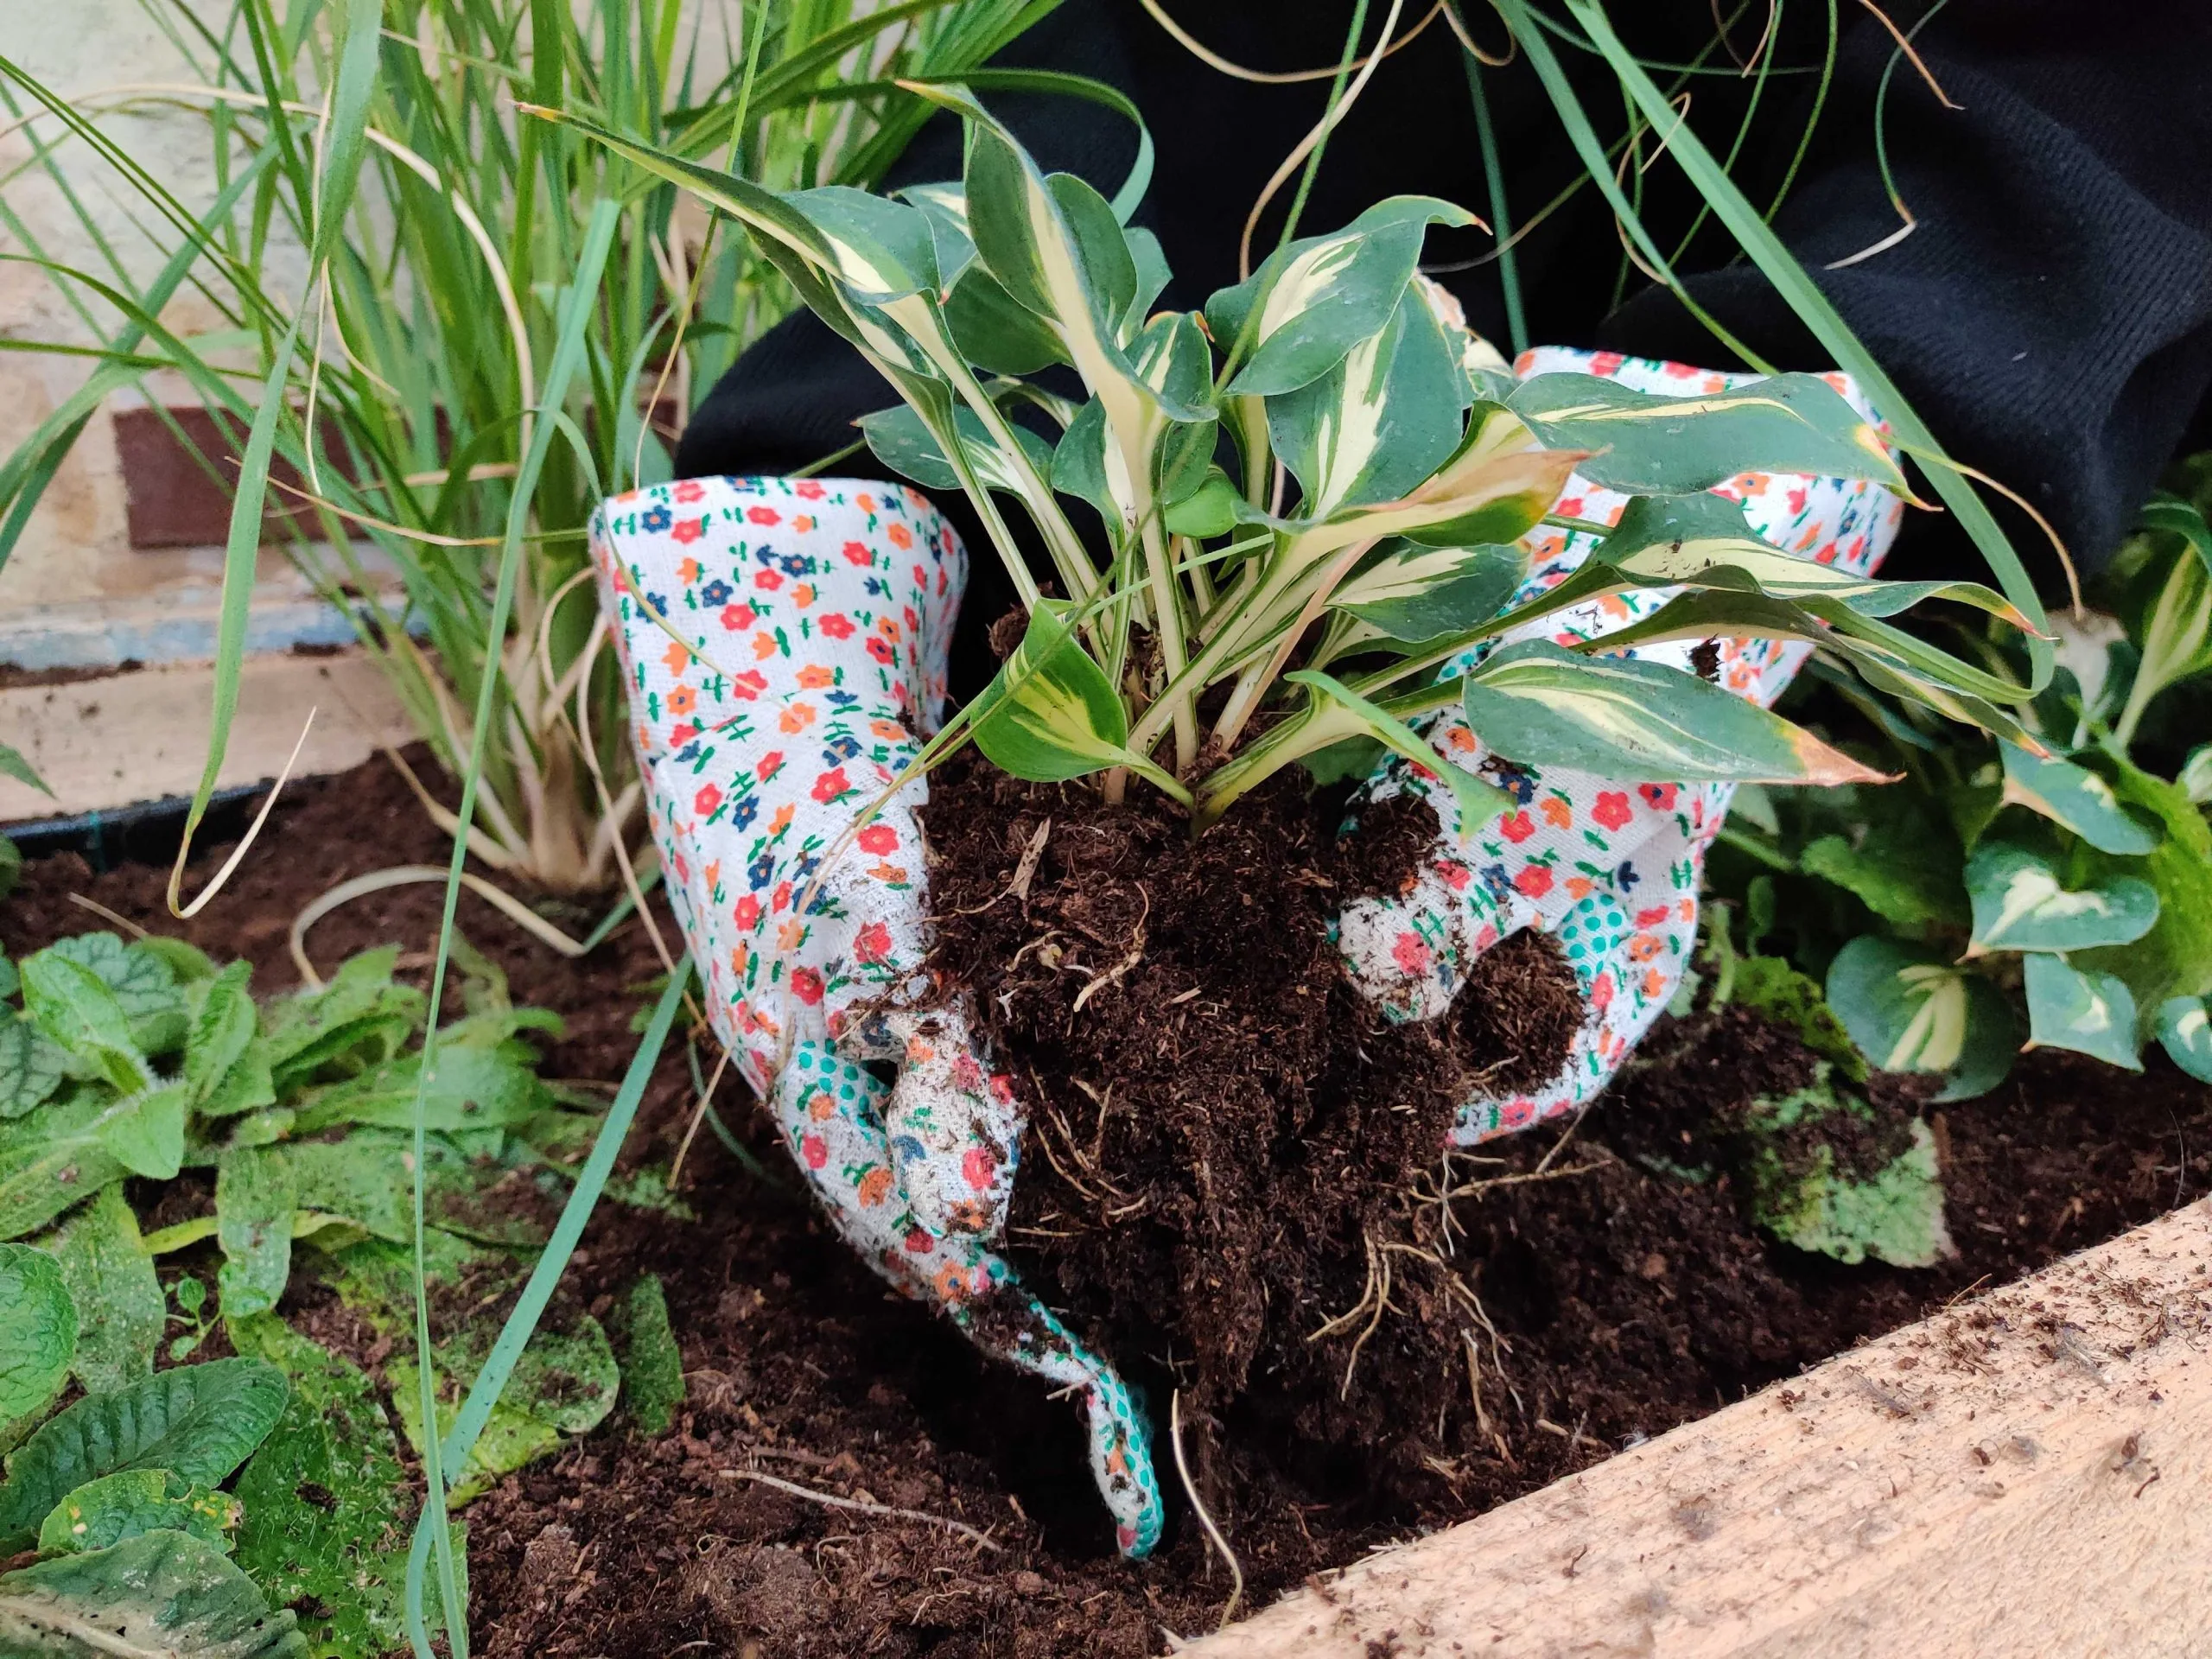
left=1603, top=0, right=2212, bottom=589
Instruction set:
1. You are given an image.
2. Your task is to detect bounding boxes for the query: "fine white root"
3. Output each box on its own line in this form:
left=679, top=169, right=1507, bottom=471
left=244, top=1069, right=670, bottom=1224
left=1171, top=1389, right=1245, bottom=1629
left=715, top=1467, right=1001, bottom=1553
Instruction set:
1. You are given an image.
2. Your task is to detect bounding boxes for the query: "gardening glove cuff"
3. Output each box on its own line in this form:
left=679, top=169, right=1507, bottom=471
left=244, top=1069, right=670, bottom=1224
left=1339, top=346, right=1904, bottom=1139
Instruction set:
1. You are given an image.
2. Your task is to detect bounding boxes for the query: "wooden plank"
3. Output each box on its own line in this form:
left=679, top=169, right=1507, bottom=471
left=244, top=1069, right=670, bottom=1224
left=1191, top=1198, right=2212, bottom=1659
left=1, top=649, right=415, bottom=822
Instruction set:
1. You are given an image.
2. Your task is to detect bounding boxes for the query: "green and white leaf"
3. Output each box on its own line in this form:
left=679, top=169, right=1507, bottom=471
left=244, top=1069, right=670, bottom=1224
left=0, top=1359, right=288, bottom=1548
left=2156, top=995, right=2212, bottom=1083
left=1964, top=842, right=2158, bottom=955
left=43, top=1187, right=162, bottom=1393
left=0, top=1243, right=75, bottom=1421
left=1461, top=640, right=1886, bottom=785
left=2023, top=953, right=2141, bottom=1070
left=1283, top=671, right=1512, bottom=835
left=1214, top=195, right=1476, bottom=397
left=1507, top=372, right=1909, bottom=494
left=36, top=1470, right=239, bottom=1556
left=1330, top=539, right=1526, bottom=644
left=968, top=602, right=1170, bottom=791
left=45, top=936, right=186, bottom=1053
left=858, top=404, right=1054, bottom=496
left=0, top=1529, right=306, bottom=1658
left=1997, top=742, right=2159, bottom=855
left=1268, top=287, right=1467, bottom=518
left=1744, top=1073, right=1952, bottom=1268
left=1825, top=937, right=2015, bottom=1102
left=1592, top=493, right=2034, bottom=625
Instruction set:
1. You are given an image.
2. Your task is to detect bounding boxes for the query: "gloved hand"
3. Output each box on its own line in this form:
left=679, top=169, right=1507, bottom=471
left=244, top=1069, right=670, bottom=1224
left=1334, top=346, right=1904, bottom=1138
left=590, top=476, right=1164, bottom=1555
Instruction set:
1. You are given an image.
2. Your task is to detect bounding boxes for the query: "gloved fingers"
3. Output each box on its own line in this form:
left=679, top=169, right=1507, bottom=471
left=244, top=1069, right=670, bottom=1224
left=772, top=1042, right=1165, bottom=1557
left=879, top=1005, right=1023, bottom=1242
left=592, top=475, right=965, bottom=769
left=1336, top=842, right=1510, bottom=1026
left=1452, top=862, right=1703, bottom=1144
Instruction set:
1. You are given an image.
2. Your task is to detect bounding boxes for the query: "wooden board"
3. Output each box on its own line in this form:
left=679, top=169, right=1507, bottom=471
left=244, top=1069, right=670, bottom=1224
left=2, top=649, right=415, bottom=822
left=1190, top=1197, right=2212, bottom=1658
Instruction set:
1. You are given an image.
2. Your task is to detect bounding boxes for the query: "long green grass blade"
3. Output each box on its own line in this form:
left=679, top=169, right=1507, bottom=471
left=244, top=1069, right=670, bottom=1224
left=398, top=196, right=622, bottom=1659
left=310, top=0, right=386, bottom=266
left=1554, top=0, right=2051, bottom=683
left=401, top=959, right=691, bottom=1649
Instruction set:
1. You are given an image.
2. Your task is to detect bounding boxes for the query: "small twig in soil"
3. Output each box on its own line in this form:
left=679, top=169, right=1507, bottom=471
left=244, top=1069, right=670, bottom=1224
left=1170, top=1390, right=1244, bottom=1629
left=716, top=1468, right=1001, bottom=1553
left=669, top=1037, right=734, bottom=1188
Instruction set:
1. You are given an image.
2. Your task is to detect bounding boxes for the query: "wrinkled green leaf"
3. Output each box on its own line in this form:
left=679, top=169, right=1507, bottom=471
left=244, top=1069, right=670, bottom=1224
left=185, top=963, right=257, bottom=1110
left=261, top=948, right=423, bottom=1090
left=0, top=1529, right=305, bottom=1658
left=214, top=1148, right=294, bottom=1320
left=18, top=953, right=152, bottom=1096
left=43, top=1187, right=162, bottom=1393
left=229, top=1316, right=414, bottom=1659
left=0, top=1092, right=127, bottom=1242
left=2073, top=761, right=2212, bottom=1025
left=1744, top=1069, right=1952, bottom=1268
left=290, top=1045, right=549, bottom=1136
left=1826, top=937, right=2016, bottom=1102
left=36, top=1470, right=239, bottom=1555
left=0, top=1020, right=67, bottom=1120
left=2023, top=953, right=2141, bottom=1070
left=1507, top=371, right=1907, bottom=495
left=1964, top=842, right=2158, bottom=955
left=97, top=1085, right=189, bottom=1183
left=1998, top=742, right=2159, bottom=855
left=1798, top=804, right=1968, bottom=931
left=2156, top=995, right=2212, bottom=1083
left=0, top=1360, right=289, bottom=1548
left=0, top=1243, right=75, bottom=1421
left=616, top=1275, right=684, bottom=1438
left=273, top=1130, right=562, bottom=1249
left=1462, top=640, right=1885, bottom=785
left=134, top=938, right=217, bottom=986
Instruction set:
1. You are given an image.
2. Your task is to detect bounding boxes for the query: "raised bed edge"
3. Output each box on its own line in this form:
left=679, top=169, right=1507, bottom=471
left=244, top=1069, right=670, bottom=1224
left=1189, top=1196, right=2212, bottom=1658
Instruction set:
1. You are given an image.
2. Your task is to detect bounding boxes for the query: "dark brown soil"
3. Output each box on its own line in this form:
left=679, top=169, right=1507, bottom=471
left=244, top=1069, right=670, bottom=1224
left=6, top=749, right=2209, bottom=1657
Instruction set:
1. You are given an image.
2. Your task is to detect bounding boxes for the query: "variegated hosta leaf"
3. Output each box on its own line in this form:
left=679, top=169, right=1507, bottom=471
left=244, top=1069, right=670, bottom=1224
left=1963, top=842, right=2159, bottom=955
left=897, top=181, right=977, bottom=286
left=2023, top=953, right=2141, bottom=1069
left=2157, top=994, right=2212, bottom=1082
left=1052, top=398, right=1136, bottom=547
left=1268, top=288, right=1466, bottom=518
left=1592, top=493, right=2035, bottom=625
left=1283, top=671, right=1511, bottom=832
left=1997, top=741, right=2159, bottom=855
left=1590, top=588, right=2049, bottom=753
left=1459, top=640, right=1886, bottom=785
left=1329, top=539, right=1526, bottom=643
left=1507, top=372, right=1909, bottom=494
left=859, top=404, right=1055, bottom=496
left=1825, top=937, right=2016, bottom=1102
left=968, top=602, right=1137, bottom=784
left=779, top=185, right=940, bottom=302
left=1124, top=228, right=1172, bottom=339
left=1211, top=196, right=1477, bottom=397
left=903, top=181, right=1067, bottom=375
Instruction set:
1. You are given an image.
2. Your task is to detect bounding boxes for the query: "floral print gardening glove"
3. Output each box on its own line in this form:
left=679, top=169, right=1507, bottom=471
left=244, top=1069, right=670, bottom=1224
left=591, top=476, right=1165, bottom=1557
left=1334, top=345, right=1904, bottom=1139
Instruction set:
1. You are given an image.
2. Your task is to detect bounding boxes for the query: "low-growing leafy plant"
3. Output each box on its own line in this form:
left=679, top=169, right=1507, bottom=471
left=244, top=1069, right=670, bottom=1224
left=0, top=931, right=688, bottom=1654
left=543, top=87, right=2047, bottom=830
left=1708, top=467, right=2212, bottom=1094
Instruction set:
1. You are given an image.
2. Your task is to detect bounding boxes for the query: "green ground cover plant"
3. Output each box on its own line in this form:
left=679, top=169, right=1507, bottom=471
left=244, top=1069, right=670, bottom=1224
left=0, top=928, right=689, bottom=1656
left=1706, top=465, right=2212, bottom=1095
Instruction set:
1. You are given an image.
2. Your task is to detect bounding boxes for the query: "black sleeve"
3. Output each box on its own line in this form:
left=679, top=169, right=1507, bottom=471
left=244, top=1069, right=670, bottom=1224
left=1603, top=0, right=2212, bottom=590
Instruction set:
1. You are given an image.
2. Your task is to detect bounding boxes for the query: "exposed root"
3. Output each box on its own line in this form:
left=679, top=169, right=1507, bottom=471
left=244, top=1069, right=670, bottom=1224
left=1170, top=1390, right=1244, bottom=1629
left=715, top=1468, right=1001, bottom=1554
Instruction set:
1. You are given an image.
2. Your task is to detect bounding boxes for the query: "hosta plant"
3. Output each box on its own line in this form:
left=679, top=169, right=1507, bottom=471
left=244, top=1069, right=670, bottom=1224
left=1708, top=475, right=2212, bottom=1093
left=539, top=89, right=2045, bottom=829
